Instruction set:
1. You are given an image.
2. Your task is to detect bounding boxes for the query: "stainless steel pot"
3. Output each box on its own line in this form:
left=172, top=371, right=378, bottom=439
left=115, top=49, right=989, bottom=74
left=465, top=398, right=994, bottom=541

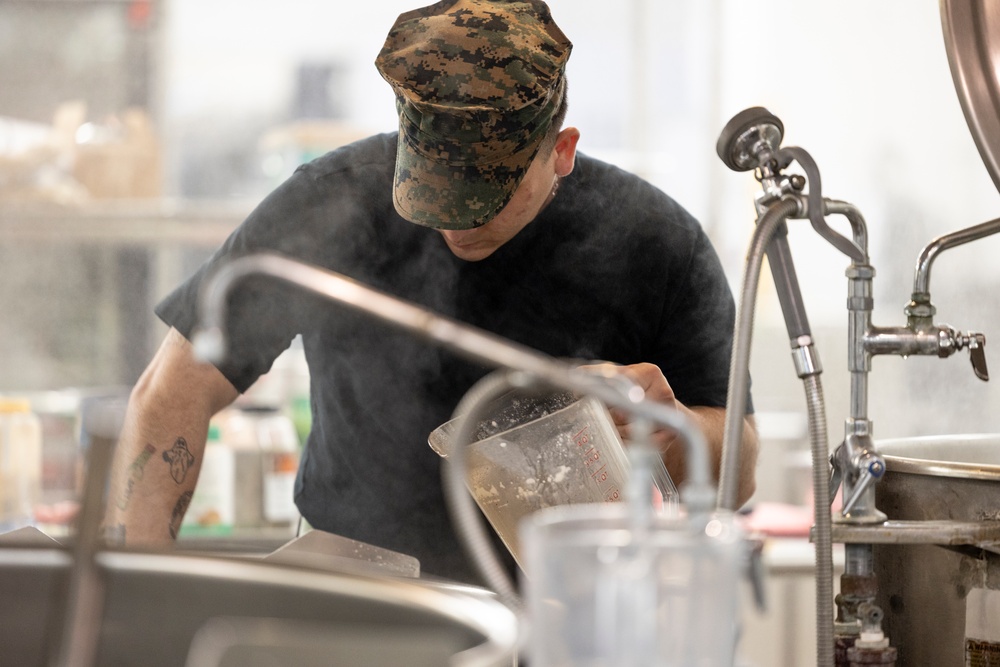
left=0, top=545, right=517, bottom=667
left=872, top=435, right=1000, bottom=666
left=941, top=0, right=1000, bottom=196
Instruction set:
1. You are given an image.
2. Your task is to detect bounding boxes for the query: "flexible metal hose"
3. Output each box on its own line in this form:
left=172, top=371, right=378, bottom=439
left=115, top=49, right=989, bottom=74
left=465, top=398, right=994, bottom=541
left=716, top=195, right=835, bottom=667
left=718, top=197, right=800, bottom=510
left=803, top=373, right=834, bottom=667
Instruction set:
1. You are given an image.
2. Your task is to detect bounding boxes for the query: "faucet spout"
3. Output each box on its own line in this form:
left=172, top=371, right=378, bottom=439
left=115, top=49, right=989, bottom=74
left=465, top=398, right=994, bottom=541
left=855, top=217, right=1000, bottom=382
left=911, top=216, right=1000, bottom=297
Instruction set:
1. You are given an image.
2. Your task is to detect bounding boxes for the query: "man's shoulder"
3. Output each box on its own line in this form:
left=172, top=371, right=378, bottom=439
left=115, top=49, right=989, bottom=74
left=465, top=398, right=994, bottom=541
left=301, top=132, right=397, bottom=177
left=242, top=132, right=400, bottom=245
left=570, top=152, right=701, bottom=233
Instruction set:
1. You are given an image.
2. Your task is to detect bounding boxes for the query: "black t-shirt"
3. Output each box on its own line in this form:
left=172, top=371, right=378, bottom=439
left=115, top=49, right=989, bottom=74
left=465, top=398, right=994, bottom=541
left=156, top=132, right=745, bottom=584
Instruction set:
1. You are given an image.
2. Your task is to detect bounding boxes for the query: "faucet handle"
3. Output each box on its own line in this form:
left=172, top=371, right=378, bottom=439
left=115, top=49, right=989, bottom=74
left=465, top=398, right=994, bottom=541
left=840, top=452, right=886, bottom=516
left=967, top=332, right=989, bottom=381
left=744, top=537, right=768, bottom=613
left=828, top=443, right=846, bottom=506
left=955, top=331, right=989, bottom=381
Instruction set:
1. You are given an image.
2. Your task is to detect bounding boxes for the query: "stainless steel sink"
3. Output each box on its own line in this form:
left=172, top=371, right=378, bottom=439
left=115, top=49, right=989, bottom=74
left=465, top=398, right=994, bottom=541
left=0, top=545, right=517, bottom=667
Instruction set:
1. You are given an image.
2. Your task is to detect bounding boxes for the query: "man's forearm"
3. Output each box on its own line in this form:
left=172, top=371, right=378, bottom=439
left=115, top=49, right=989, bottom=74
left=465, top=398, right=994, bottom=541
left=104, top=327, right=239, bottom=544
left=105, top=399, right=209, bottom=544
left=673, top=406, right=759, bottom=508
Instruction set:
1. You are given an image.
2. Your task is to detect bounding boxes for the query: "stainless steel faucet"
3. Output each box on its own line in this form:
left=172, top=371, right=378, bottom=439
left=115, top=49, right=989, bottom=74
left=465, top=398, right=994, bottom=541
left=836, top=217, right=997, bottom=521
left=717, top=106, right=1000, bottom=667
left=902, top=217, right=996, bottom=379
left=191, top=252, right=716, bottom=605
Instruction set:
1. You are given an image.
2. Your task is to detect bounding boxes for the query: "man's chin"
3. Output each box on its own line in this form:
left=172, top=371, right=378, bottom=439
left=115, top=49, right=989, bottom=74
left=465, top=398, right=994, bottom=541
left=444, top=242, right=497, bottom=262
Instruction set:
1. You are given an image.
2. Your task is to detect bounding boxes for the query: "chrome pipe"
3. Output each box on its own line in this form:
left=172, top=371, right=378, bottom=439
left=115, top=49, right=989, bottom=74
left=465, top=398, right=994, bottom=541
left=53, top=404, right=123, bottom=667
left=912, top=216, right=1000, bottom=296
left=193, top=253, right=714, bottom=498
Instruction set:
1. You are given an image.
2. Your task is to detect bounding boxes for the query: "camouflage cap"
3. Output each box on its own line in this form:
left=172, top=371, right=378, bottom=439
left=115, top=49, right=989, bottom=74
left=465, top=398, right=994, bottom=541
left=375, top=0, right=572, bottom=230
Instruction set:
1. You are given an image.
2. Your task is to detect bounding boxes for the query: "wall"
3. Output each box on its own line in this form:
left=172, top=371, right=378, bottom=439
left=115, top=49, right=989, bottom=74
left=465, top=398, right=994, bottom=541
left=156, top=0, right=1000, bottom=438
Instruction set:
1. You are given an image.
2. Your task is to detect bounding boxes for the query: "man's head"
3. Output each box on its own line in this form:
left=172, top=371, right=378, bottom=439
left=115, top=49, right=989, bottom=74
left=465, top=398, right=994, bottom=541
left=375, top=0, right=572, bottom=231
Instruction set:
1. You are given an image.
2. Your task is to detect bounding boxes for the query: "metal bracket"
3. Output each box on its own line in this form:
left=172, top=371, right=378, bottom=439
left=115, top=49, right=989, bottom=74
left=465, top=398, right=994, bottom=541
left=829, top=520, right=1000, bottom=555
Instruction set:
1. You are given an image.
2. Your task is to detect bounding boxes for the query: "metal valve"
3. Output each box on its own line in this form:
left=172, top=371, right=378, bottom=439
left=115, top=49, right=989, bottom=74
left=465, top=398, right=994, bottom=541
left=962, top=332, right=989, bottom=381
left=829, top=437, right=888, bottom=521
left=914, top=324, right=989, bottom=381
left=841, top=452, right=886, bottom=517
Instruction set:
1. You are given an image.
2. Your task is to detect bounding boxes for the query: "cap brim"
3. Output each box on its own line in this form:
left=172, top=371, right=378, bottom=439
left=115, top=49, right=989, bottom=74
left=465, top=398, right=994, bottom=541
left=392, top=131, right=545, bottom=230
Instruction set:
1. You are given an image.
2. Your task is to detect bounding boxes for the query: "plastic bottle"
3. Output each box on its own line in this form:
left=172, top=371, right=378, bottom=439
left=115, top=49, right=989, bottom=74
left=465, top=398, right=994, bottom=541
left=255, top=408, right=300, bottom=525
left=179, top=423, right=234, bottom=536
left=0, top=399, right=43, bottom=533
left=220, top=405, right=300, bottom=531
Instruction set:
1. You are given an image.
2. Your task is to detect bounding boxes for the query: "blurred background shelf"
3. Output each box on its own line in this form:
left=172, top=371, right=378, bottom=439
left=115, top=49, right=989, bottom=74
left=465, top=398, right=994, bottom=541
left=0, top=200, right=248, bottom=245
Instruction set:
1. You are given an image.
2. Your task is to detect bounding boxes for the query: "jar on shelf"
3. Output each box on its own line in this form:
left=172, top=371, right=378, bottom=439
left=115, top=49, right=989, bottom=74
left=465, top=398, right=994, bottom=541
left=0, top=398, right=42, bottom=533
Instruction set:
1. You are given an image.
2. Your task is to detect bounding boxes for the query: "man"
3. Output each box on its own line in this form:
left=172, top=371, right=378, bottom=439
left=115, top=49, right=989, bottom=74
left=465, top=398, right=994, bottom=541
left=106, top=0, right=758, bottom=585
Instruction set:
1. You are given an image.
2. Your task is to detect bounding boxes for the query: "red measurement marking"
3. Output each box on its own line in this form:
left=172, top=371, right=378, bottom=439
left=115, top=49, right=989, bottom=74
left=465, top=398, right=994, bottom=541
left=591, top=465, right=609, bottom=482
left=582, top=448, right=601, bottom=466
left=573, top=425, right=591, bottom=447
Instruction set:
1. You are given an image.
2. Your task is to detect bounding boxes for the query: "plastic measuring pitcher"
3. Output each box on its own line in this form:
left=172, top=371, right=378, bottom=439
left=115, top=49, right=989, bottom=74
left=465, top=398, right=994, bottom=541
left=428, top=391, right=678, bottom=567
left=520, top=503, right=745, bottom=667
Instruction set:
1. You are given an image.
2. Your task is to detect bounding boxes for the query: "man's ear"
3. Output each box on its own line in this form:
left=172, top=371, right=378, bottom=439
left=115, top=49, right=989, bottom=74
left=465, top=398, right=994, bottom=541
left=553, top=127, right=580, bottom=177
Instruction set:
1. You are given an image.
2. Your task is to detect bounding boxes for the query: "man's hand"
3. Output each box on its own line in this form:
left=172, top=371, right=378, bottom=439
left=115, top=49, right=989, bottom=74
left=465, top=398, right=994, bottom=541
left=580, top=362, right=680, bottom=449
left=580, top=361, right=758, bottom=506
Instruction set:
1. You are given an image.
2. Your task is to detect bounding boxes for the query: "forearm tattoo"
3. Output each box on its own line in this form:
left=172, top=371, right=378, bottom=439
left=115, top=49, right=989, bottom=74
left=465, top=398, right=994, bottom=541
left=162, top=436, right=195, bottom=484
left=116, top=443, right=156, bottom=510
left=169, top=490, right=193, bottom=539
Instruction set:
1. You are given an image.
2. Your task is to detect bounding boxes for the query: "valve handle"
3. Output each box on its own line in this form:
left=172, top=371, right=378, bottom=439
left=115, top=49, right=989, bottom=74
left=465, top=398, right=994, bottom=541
left=968, top=333, right=989, bottom=381
left=745, top=539, right=768, bottom=612
left=828, top=448, right=844, bottom=506
left=841, top=455, right=886, bottom=516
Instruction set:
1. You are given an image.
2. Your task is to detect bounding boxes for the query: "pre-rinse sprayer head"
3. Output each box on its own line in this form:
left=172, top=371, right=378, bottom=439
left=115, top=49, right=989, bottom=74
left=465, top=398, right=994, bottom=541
left=716, top=107, right=867, bottom=262
left=716, top=107, right=785, bottom=172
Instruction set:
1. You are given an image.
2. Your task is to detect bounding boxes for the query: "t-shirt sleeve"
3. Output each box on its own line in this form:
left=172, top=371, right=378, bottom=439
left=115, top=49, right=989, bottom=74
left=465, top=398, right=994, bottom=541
left=155, top=171, right=321, bottom=393
left=655, top=229, right=751, bottom=413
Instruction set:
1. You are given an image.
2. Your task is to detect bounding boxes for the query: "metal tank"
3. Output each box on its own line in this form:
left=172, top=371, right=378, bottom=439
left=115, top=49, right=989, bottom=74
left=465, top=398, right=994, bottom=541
left=940, top=0, right=1000, bottom=195
left=0, top=540, right=518, bottom=667
left=872, top=436, right=1000, bottom=666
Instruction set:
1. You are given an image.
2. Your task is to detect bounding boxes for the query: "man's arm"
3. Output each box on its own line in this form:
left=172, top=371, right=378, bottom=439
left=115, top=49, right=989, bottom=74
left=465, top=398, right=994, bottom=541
left=683, top=405, right=758, bottom=507
left=104, top=327, right=239, bottom=545
left=588, top=362, right=759, bottom=508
